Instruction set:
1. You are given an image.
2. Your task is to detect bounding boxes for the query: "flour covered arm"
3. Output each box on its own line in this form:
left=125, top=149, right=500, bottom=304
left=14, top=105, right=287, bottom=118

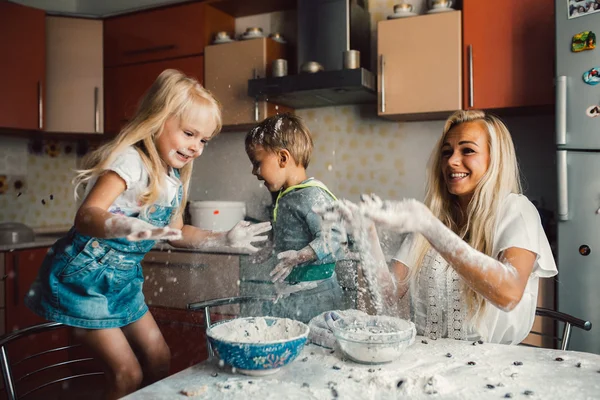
left=75, top=171, right=182, bottom=241
left=362, top=197, right=535, bottom=312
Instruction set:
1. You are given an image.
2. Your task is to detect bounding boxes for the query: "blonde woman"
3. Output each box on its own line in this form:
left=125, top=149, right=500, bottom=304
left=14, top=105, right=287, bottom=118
left=322, top=110, right=557, bottom=345
left=25, top=69, right=271, bottom=399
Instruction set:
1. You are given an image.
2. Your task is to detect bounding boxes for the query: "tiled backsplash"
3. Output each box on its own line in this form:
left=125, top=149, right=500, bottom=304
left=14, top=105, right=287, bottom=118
left=0, top=108, right=555, bottom=229
left=0, top=137, right=80, bottom=230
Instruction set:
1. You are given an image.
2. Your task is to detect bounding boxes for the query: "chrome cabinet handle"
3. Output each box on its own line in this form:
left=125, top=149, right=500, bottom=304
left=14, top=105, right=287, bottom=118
left=557, top=150, right=568, bottom=221
left=38, top=81, right=43, bottom=129
left=380, top=54, right=386, bottom=113
left=253, top=68, right=259, bottom=122
left=94, top=87, right=100, bottom=133
left=556, top=76, right=567, bottom=146
left=467, top=45, right=474, bottom=108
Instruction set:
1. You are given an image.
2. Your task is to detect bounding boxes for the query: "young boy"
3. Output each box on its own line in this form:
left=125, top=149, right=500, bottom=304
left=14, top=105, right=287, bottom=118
left=245, top=113, right=345, bottom=323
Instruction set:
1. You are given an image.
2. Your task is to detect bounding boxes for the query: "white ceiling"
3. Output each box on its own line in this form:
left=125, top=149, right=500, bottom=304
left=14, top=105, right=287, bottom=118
left=9, top=0, right=191, bottom=17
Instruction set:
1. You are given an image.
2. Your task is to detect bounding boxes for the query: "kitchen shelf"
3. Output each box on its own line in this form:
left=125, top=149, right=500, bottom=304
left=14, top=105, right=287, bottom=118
left=204, top=0, right=296, bottom=17
left=0, top=128, right=115, bottom=143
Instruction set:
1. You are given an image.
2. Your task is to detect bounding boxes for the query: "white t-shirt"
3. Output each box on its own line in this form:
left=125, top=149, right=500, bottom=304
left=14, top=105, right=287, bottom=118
left=393, top=194, right=558, bottom=344
left=84, top=146, right=182, bottom=217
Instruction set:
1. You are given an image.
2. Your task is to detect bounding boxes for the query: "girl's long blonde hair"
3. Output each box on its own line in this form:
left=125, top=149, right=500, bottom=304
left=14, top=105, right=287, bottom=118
left=74, top=69, right=222, bottom=220
left=409, top=110, right=522, bottom=322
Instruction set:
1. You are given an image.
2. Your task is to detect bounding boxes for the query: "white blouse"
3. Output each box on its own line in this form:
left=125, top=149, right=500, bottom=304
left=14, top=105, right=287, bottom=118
left=393, top=194, right=558, bottom=344
left=84, top=146, right=182, bottom=217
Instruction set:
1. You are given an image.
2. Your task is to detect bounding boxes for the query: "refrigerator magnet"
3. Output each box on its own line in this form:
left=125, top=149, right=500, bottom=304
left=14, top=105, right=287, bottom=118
left=583, top=67, right=600, bottom=85
left=586, top=105, right=600, bottom=117
left=572, top=31, right=596, bottom=52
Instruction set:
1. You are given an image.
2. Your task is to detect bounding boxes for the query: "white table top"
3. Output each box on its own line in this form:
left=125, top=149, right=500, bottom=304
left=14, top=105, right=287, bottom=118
left=124, top=336, right=600, bottom=399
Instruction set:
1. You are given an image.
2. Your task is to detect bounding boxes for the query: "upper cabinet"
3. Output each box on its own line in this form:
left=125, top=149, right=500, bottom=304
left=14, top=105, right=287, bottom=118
left=0, top=2, right=45, bottom=130
left=205, top=38, right=289, bottom=127
left=45, top=17, right=104, bottom=133
left=104, top=3, right=233, bottom=67
left=377, top=12, right=462, bottom=119
left=104, top=56, right=204, bottom=133
left=103, top=2, right=234, bottom=133
left=463, top=0, right=554, bottom=110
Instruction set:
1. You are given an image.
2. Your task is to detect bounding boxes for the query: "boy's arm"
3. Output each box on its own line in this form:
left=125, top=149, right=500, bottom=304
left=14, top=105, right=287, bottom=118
left=270, top=246, right=317, bottom=282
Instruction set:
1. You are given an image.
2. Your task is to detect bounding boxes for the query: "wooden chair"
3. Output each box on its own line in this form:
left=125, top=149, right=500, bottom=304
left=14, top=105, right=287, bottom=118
left=525, top=307, right=592, bottom=351
left=0, top=322, right=104, bottom=400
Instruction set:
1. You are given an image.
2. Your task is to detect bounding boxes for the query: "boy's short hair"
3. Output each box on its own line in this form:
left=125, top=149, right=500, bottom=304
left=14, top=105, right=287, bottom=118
left=245, top=113, right=313, bottom=168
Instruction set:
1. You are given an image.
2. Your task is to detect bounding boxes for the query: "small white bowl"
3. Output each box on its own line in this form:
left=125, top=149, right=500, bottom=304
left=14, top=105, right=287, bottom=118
left=332, top=315, right=415, bottom=364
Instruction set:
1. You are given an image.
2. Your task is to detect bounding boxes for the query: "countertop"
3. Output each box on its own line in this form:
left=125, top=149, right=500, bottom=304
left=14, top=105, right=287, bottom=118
left=0, top=233, right=253, bottom=255
left=123, top=337, right=600, bottom=400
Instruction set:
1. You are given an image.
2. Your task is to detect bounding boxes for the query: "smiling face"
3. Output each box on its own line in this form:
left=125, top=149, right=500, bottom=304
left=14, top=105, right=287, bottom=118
left=248, top=145, right=287, bottom=192
left=155, top=114, right=215, bottom=170
left=440, top=121, right=491, bottom=206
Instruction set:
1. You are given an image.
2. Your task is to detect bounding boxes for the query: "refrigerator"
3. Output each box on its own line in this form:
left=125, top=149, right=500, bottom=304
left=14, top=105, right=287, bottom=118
left=555, top=0, right=600, bottom=354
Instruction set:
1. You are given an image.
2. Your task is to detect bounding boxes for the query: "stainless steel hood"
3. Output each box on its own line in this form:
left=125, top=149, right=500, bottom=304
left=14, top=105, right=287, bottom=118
left=248, top=0, right=376, bottom=109
left=8, top=0, right=189, bottom=18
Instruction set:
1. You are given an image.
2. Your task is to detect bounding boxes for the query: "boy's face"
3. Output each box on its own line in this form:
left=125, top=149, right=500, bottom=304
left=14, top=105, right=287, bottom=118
left=249, top=145, right=287, bottom=192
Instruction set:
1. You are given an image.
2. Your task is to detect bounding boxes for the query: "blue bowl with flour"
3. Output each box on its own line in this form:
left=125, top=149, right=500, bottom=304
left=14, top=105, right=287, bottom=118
left=207, top=317, right=309, bottom=376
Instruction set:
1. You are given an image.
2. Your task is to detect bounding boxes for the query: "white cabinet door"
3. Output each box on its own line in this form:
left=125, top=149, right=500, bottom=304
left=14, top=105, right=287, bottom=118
left=45, top=17, right=103, bottom=133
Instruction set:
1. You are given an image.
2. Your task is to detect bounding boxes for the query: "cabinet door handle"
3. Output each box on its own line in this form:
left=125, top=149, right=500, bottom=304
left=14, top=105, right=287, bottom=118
left=123, top=44, right=176, bottom=56
left=94, top=87, right=100, bottom=133
left=38, top=81, right=43, bottom=130
left=13, top=254, right=19, bottom=306
left=253, top=68, right=259, bottom=122
left=467, top=45, right=474, bottom=108
left=379, top=54, right=386, bottom=113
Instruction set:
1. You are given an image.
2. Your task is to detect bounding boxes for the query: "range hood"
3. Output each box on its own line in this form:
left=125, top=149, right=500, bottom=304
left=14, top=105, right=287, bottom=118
left=8, top=0, right=188, bottom=18
left=248, top=0, right=376, bottom=109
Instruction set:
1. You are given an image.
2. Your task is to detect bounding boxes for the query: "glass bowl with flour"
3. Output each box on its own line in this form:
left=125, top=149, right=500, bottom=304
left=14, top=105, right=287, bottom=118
left=207, top=317, right=309, bottom=376
left=331, top=315, right=416, bottom=364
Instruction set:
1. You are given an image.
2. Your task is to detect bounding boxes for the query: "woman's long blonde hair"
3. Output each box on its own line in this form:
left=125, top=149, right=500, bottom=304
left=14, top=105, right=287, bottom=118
left=74, top=69, right=222, bottom=219
left=409, top=110, right=522, bottom=321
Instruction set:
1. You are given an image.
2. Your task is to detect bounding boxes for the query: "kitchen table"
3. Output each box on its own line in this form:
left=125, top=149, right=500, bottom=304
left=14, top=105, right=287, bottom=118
left=123, top=336, right=600, bottom=399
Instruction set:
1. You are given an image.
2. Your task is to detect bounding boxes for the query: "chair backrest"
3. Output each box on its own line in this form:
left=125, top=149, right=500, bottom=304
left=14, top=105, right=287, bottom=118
left=0, top=322, right=104, bottom=400
left=526, top=307, right=592, bottom=350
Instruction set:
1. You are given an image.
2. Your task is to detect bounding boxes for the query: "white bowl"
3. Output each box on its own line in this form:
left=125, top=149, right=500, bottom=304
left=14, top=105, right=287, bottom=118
left=332, top=315, right=415, bottom=364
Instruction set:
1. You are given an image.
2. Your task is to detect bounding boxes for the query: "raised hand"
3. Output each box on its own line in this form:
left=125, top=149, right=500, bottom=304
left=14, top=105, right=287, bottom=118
left=225, top=220, right=272, bottom=253
left=360, top=196, right=434, bottom=235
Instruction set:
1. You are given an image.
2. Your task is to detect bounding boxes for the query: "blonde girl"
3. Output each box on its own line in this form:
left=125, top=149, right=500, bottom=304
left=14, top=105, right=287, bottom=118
left=25, top=69, right=271, bottom=399
left=323, top=110, right=557, bottom=344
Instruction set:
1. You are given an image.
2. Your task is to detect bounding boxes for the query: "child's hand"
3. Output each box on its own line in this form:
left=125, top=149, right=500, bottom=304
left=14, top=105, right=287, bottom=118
left=270, top=250, right=300, bottom=283
left=225, top=220, right=272, bottom=253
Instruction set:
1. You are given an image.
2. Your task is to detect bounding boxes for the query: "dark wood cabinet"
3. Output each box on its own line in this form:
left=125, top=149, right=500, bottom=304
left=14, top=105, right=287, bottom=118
left=104, top=56, right=204, bottom=133
left=0, top=2, right=45, bottom=130
left=4, top=248, right=51, bottom=332
left=462, top=0, right=555, bottom=110
left=104, top=2, right=234, bottom=67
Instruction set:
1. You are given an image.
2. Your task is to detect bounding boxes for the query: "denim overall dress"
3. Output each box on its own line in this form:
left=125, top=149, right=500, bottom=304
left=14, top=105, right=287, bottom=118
left=25, top=181, right=182, bottom=329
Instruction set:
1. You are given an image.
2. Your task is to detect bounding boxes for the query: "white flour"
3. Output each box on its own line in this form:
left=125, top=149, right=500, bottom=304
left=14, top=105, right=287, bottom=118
left=209, top=317, right=308, bottom=343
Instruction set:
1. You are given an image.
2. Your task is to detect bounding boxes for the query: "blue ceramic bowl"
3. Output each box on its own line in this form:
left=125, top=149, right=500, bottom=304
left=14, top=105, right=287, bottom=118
left=207, top=317, right=309, bottom=376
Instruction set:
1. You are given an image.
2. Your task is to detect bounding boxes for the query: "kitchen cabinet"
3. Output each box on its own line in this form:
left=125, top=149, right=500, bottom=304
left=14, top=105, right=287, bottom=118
left=4, top=247, right=51, bottom=332
left=377, top=12, right=462, bottom=119
left=104, top=56, right=204, bottom=134
left=143, top=250, right=240, bottom=374
left=45, top=17, right=104, bottom=134
left=205, top=38, right=291, bottom=126
left=0, top=2, right=45, bottom=131
left=462, top=0, right=554, bottom=110
left=104, top=2, right=234, bottom=67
